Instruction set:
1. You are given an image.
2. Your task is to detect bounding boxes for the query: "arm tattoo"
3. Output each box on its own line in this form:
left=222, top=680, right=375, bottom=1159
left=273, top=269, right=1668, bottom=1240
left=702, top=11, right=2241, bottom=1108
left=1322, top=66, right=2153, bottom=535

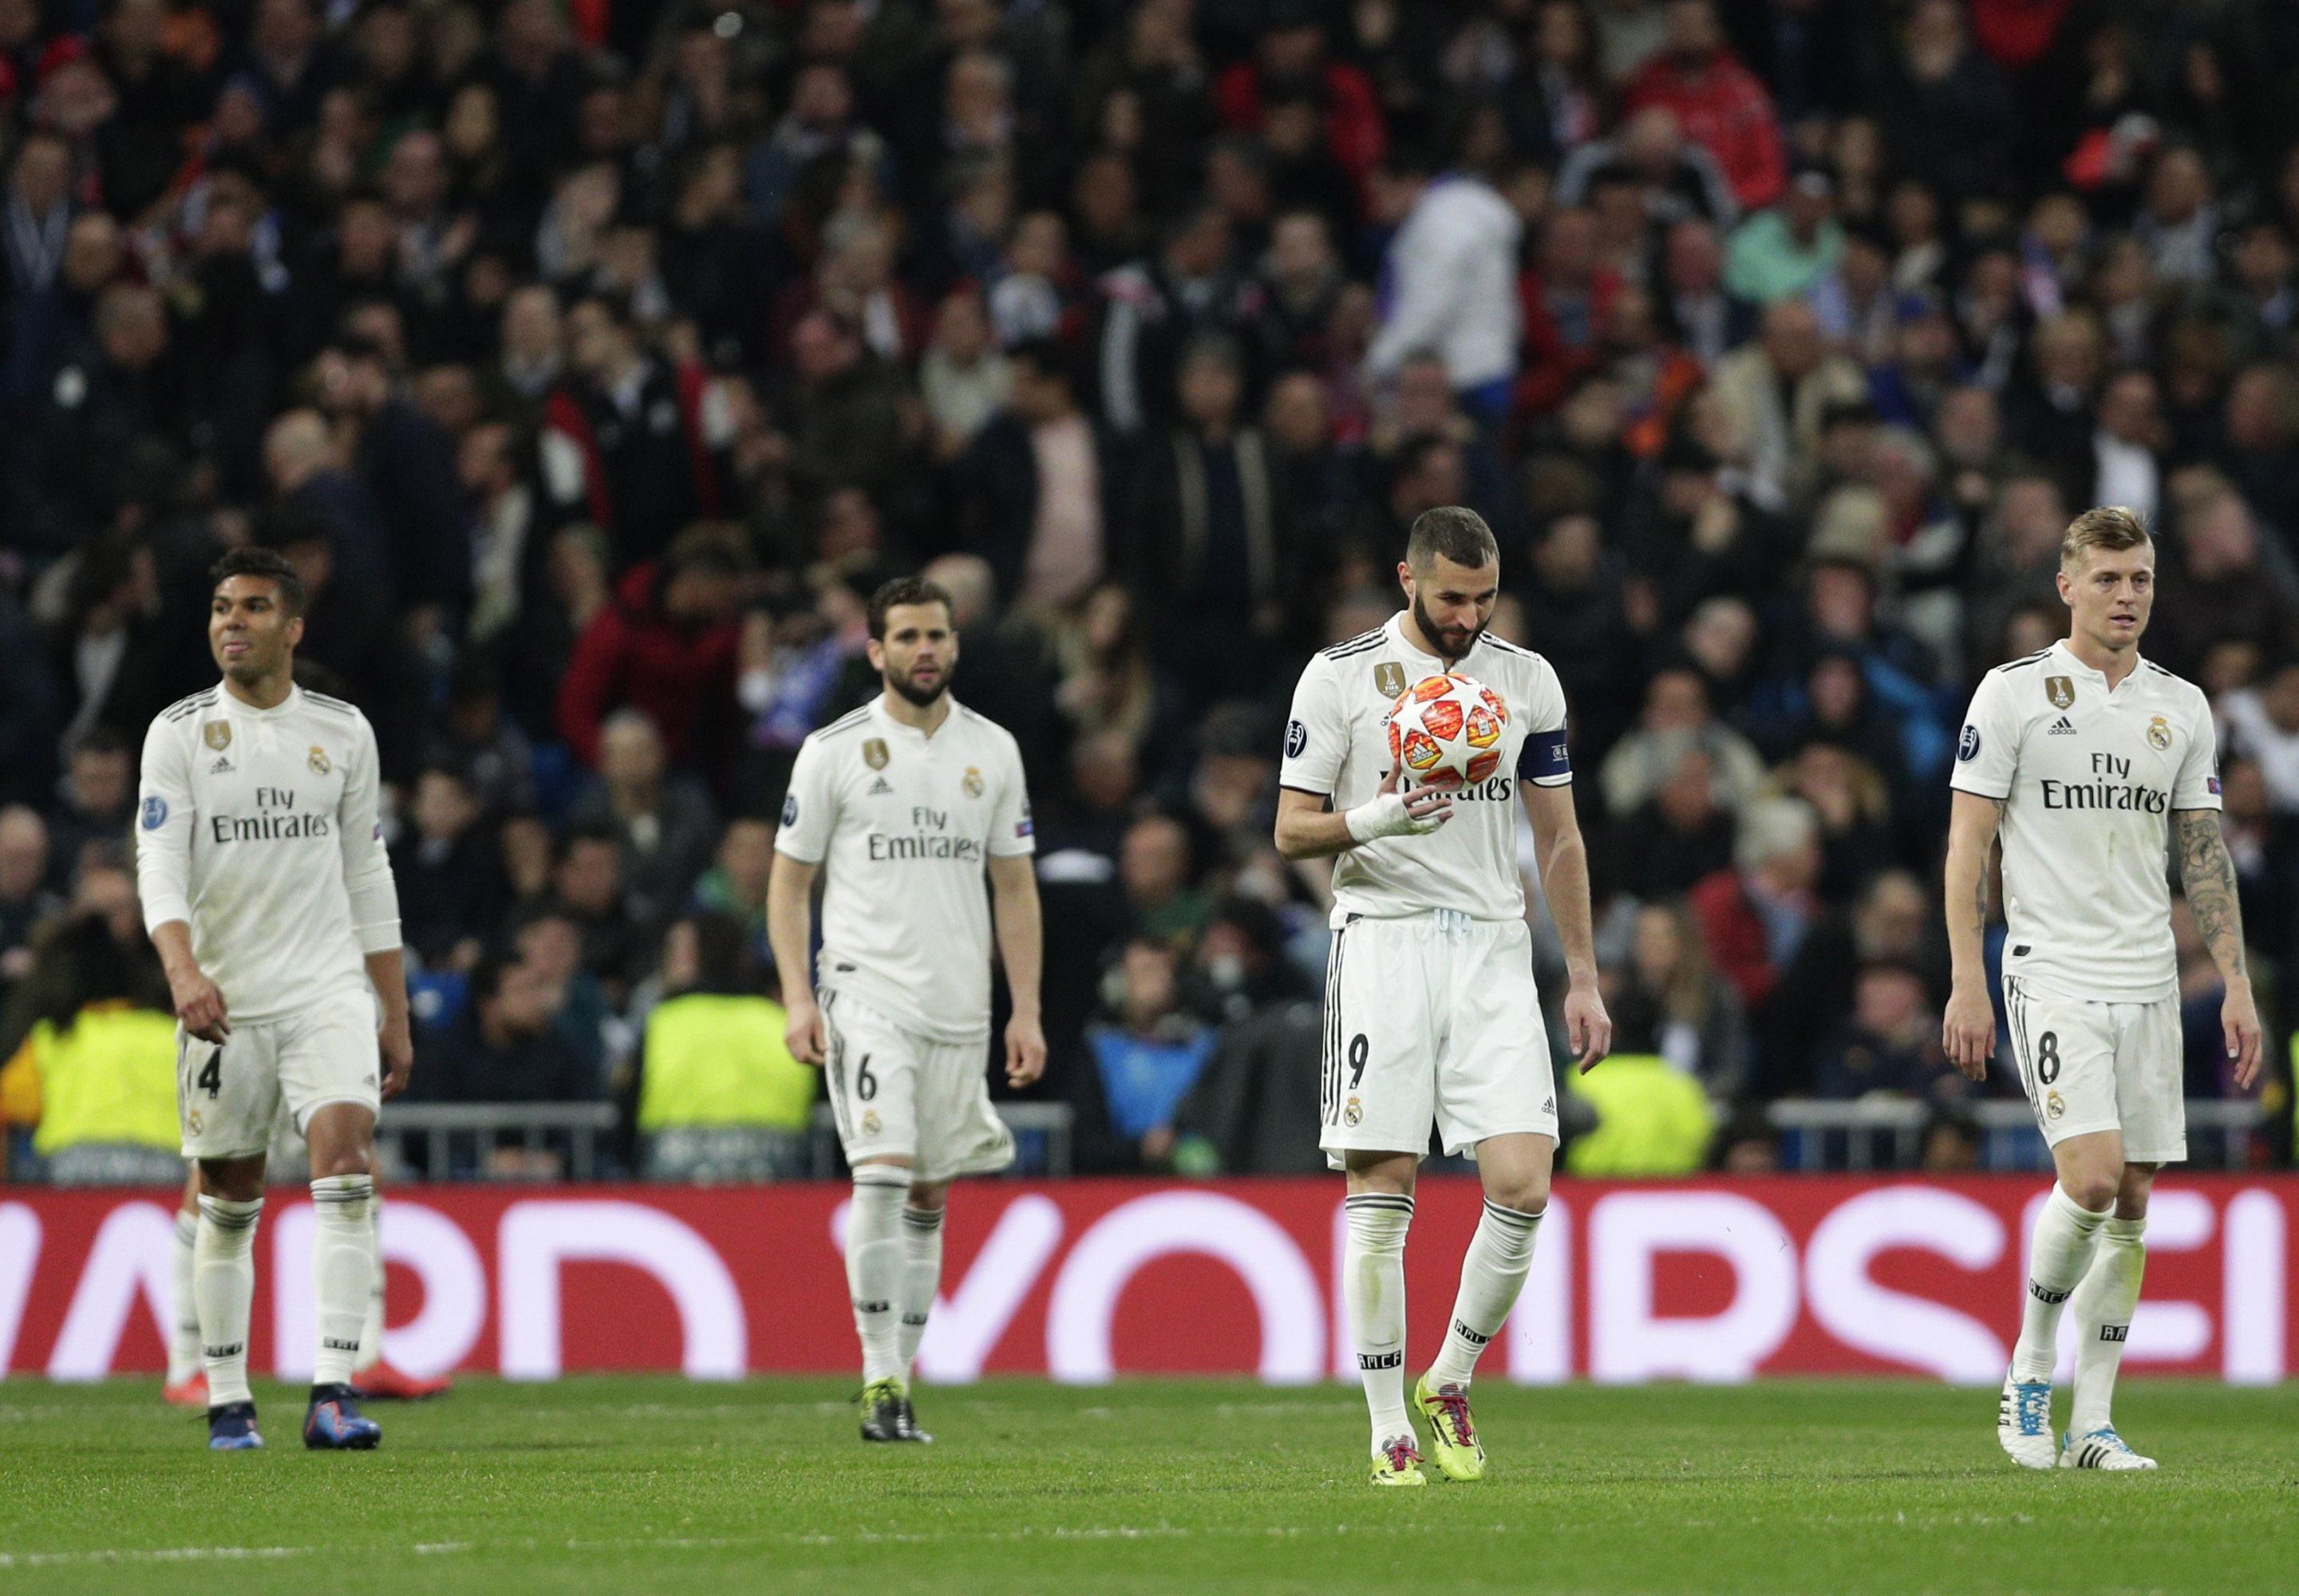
left=2174, top=809, right=2248, bottom=978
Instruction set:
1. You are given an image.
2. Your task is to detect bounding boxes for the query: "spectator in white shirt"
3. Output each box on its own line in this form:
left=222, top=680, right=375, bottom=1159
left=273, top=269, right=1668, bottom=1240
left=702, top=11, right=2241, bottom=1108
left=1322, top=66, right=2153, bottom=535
left=1363, top=146, right=1523, bottom=425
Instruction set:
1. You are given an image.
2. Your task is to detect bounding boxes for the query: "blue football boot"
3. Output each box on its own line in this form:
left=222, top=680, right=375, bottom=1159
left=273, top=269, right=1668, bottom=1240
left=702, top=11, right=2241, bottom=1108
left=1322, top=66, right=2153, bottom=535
left=303, top=1384, right=381, bottom=1450
left=207, top=1400, right=264, bottom=1451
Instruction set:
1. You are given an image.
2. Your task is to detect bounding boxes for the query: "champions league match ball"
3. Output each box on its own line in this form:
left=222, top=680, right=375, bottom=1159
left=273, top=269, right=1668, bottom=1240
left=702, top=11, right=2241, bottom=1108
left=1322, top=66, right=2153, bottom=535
left=1385, top=673, right=1508, bottom=791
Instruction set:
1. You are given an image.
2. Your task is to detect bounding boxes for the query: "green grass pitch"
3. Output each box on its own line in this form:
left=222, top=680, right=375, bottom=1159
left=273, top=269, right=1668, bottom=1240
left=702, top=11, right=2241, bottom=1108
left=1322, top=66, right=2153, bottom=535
left=3, top=1377, right=2293, bottom=1595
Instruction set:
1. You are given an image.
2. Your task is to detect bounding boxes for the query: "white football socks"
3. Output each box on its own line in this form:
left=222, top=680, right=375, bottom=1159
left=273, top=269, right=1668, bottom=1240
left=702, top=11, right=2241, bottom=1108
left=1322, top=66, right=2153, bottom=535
left=310, top=1175, right=375, bottom=1387
left=2069, top=1215, right=2146, bottom=1436
left=1343, top=1191, right=1414, bottom=1453
left=194, top=1195, right=263, bottom=1407
left=898, top=1204, right=944, bottom=1377
left=1427, top=1199, right=1544, bottom=1389
left=2013, top=1183, right=2111, bottom=1381
left=354, top=1196, right=386, bottom=1374
left=167, top=1207, right=201, bottom=1385
left=847, top=1167, right=909, bottom=1386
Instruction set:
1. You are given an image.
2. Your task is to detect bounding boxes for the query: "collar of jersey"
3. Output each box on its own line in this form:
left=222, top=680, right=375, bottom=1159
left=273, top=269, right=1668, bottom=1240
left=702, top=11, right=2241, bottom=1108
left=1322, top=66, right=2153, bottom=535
left=215, top=681, right=302, bottom=719
left=1385, top=613, right=1456, bottom=671
left=2049, top=638, right=2146, bottom=689
left=870, top=693, right=961, bottom=741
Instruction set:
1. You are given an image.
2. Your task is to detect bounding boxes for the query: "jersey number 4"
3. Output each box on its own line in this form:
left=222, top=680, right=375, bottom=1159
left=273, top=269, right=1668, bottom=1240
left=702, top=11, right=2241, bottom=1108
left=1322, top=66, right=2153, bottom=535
left=196, top=1050, right=222, bottom=1099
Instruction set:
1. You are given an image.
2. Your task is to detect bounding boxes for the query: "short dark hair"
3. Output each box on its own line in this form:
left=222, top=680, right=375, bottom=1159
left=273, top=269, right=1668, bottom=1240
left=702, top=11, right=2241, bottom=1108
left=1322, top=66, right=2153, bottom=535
left=1406, top=506, right=1499, bottom=573
left=209, top=546, right=308, bottom=617
left=868, top=575, right=955, bottom=640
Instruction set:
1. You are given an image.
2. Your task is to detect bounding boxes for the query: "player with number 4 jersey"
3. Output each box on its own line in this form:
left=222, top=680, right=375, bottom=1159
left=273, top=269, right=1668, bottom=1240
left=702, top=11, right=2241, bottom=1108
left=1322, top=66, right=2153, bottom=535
left=134, top=547, right=413, bottom=1453
left=1944, top=506, right=2262, bottom=1474
left=767, top=575, right=1045, bottom=1448
left=1275, top=508, right=1611, bottom=1486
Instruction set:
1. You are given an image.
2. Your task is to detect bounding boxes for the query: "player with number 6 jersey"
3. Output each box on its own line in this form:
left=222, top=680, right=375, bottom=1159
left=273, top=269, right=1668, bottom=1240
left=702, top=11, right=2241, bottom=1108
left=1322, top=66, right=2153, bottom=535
left=767, top=574, right=1045, bottom=1448
left=1274, top=507, right=1611, bottom=1487
left=1943, top=506, right=2262, bottom=1474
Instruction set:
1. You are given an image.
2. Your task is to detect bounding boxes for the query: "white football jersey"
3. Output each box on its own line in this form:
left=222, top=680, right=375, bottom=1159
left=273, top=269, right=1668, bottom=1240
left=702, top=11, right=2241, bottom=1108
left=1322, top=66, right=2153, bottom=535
left=136, top=683, right=401, bottom=1025
left=1952, top=639, right=2219, bottom=1003
left=1279, top=614, right=1571, bottom=923
left=775, top=696, right=1035, bottom=1041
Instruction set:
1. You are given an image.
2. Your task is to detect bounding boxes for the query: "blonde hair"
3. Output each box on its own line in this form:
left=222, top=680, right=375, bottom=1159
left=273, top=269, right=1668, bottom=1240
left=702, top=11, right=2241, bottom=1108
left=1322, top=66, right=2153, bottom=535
left=2060, top=505, right=2153, bottom=574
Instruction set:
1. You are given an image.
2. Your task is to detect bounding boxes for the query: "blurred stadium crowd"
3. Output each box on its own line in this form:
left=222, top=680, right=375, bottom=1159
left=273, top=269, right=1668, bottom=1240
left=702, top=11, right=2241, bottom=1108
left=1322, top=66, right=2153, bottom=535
left=0, top=0, right=2294, bottom=1183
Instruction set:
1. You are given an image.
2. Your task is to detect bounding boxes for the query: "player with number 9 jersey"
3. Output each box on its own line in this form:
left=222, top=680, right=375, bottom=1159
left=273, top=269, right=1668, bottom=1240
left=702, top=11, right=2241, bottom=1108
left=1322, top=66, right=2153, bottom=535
left=1273, top=507, right=1611, bottom=1488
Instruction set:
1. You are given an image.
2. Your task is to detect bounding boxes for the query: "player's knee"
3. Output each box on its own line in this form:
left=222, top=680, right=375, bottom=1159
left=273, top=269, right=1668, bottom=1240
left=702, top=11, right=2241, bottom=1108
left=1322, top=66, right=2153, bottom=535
left=197, top=1155, right=263, bottom=1202
left=907, top=1182, right=949, bottom=1211
left=310, top=1144, right=373, bottom=1180
left=2064, top=1172, right=2119, bottom=1213
left=1487, top=1173, right=1550, bottom=1215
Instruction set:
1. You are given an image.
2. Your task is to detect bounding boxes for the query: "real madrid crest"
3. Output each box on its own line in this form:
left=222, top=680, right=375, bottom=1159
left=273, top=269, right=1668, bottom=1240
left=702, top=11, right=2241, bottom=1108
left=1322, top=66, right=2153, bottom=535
left=1373, top=662, right=1406, bottom=699
left=202, top=721, right=231, bottom=752
left=863, top=738, right=889, bottom=771
left=2147, top=715, right=2172, bottom=751
left=962, top=765, right=984, bottom=798
left=2045, top=676, right=2074, bottom=710
left=1343, top=1097, right=1363, bottom=1127
left=308, top=745, right=331, bottom=775
left=2045, top=1088, right=2065, bottom=1121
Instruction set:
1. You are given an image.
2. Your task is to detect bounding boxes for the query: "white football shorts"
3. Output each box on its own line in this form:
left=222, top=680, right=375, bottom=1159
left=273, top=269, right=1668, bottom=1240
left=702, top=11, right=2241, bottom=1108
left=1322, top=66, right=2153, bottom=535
left=819, top=988, right=1014, bottom=1182
left=178, top=986, right=382, bottom=1160
left=2002, top=975, right=2186, bottom=1164
left=1317, top=910, right=1559, bottom=1166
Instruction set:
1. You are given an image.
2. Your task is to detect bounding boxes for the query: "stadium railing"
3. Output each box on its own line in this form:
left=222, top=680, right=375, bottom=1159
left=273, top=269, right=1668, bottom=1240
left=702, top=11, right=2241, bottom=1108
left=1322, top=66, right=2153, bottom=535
left=1765, top=1098, right=2266, bottom=1172
left=373, top=1102, right=1078, bottom=1180
left=805, top=1104, right=1075, bottom=1177
left=365, top=1099, right=2259, bottom=1182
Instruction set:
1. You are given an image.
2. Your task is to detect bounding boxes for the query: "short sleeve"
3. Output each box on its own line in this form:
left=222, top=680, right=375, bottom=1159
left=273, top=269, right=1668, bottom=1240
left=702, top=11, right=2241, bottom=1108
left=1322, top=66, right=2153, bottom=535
left=1515, top=658, right=1571, bottom=787
left=2173, top=691, right=2222, bottom=811
left=1279, top=658, right=1349, bottom=796
left=988, top=733, right=1036, bottom=857
left=1949, top=670, right=2021, bottom=800
left=134, top=715, right=196, bottom=932
left=773, top=735, right=839, bottom=864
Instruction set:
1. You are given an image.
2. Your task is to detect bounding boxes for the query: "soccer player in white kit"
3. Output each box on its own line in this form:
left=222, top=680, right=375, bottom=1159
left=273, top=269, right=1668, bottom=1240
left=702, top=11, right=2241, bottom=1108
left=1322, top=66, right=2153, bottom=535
left=135, top=547, right=413, bottom=1451
left=1274, top=508, right=1611, bottom=1486
left=767, top=575, right=1045, bottom=1444
left=1943, top=507, right=2261, bottom=1472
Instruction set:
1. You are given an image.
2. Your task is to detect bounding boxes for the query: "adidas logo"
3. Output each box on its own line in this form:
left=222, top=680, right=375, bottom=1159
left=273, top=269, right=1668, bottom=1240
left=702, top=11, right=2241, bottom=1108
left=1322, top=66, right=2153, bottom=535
left=2047, top=716, right=2076, bottom=735
left=867, top=776, right=895, bottom=796
left=210, top=756, right=235, bottom=773
left=1542, top=1096, right=1555, bottom=1115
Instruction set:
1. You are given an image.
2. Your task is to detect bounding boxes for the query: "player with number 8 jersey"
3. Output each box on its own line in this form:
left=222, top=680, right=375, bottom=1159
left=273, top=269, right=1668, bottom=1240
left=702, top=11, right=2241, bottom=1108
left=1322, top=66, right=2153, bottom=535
left=1943, top=506, right=2261, bottom=1475
left=1274, top=508, right=1611, bottom=1487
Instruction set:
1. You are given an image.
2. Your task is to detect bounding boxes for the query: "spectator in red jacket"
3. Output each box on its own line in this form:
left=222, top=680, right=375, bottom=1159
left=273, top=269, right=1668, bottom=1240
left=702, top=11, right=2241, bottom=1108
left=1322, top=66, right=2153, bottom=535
left=1214, top=10, right=1385, bottom=197
left=1624, top=0, right=1785, bottom=213
left=557, top=542, right=742, bottom=774
left=1689, top=795, right=1824, bottom=1010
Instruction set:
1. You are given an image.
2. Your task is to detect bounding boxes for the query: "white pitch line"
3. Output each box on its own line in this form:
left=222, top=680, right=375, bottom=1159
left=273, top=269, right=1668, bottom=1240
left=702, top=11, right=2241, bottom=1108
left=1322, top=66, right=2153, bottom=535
left=0, top=1522, right=1438, bottom=1569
